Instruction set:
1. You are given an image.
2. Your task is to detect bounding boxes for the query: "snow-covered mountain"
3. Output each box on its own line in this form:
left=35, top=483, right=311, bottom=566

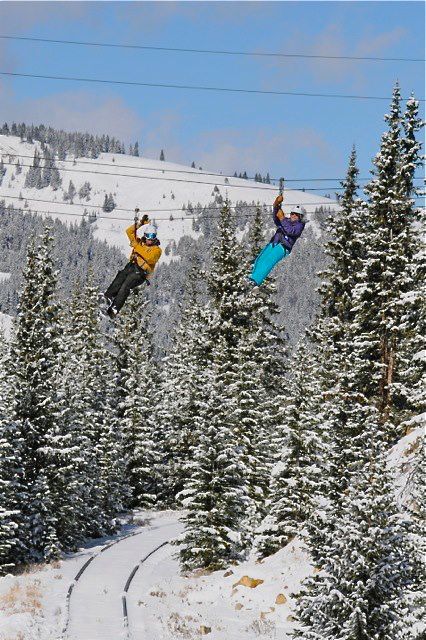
left=0, top=134, right=335, bottom=261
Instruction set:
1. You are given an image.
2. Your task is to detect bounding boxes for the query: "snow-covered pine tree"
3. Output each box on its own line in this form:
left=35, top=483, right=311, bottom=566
left=102, top=193, right=116, bottom=212
left=292, top=415, right=421, bottom=640
left=207, top=200, right=252, bottom=346
left=40, top=148, right=52, bottom=188
left=111, top=291, right=159, bottom=508
left=8, top=229, right=63, bottom=561
left=306, top=147, right=367, bottom=514
left=62, top=276, right=121, bottom=537
left=256, top=341, right=324, bottom=558
left=293, top=90, right=424, bottom=638
left=245, top=207, right=288, bottom=493
left=392, top=98, right=425, bottom=431
left=230, top=323, right=270, bottom=542
left=156, top=263, right=211, bottom=507
left=24, top=149, right=42, bottom=189
left=352, top=84, right=424, bottom=443
left=0, top=329, right=26, bottom=573
left=178, top=205, right=258, bottom=569
left=177, top=332, right=250, bottom=571
left=78, top=181, right=92, bottom=201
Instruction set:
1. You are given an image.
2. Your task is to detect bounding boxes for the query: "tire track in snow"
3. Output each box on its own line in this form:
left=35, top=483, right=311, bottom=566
left=122, top=540, right=170, bottom=638
left=62, top=521, right=178, bottom=640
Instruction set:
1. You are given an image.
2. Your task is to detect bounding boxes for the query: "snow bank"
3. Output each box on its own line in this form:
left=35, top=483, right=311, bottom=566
left=132, top=537, right=312, bottom=639
left=388, top=426, right=423, bottom=508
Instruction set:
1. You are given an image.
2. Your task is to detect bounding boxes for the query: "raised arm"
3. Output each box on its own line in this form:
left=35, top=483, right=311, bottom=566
left=126, top=214, right=150, bottom=245
left=273, top=195, right=285, bottom=226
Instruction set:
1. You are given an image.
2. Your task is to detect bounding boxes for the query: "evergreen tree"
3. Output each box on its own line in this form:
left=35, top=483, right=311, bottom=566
left=24, top=149, right=42, bottom=189
left=111, top=292, right=159, bottom=508
left=156, top=264, right=211, bottom=506
left=292, top=89, right=424, bottom=638
left=160, top=149, right=165, bottom=161
left=102, top=193, right=116, bottom=212
left=64, top=180, right=76, bottom=203
left=0, top=330, right=26, bottom=573
left=9, top=229, right=63, bottom=560
left=257, top=342, right=324, bottom=557
left=177, top=333, right=250, bottom=571
left=353, top=84, right=424, bottom=442
left=62, top=277, right=122, bottom=537
left=78, top=181, right=92, bottom=201
left=293, top=420, right=421, bottom=640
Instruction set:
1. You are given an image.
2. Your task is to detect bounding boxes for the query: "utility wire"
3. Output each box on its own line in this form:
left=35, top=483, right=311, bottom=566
left=0, top=35, right=424, bottom=63
left=1, top=159, right=424, bottom=192
left=4, top=151, right=424, bottom=185
left=1, top=70, right=422, bottom=102
left=0, top=159, right=277, bottom=191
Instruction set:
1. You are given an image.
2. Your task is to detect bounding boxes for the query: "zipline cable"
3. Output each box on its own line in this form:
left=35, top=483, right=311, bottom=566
left=1, top=203, right=346, bottom=223
left=0, top=35, right=424, bottom=63
left=2, top=199, right=424, bottom=225
left=2, top=152, right=424, bottom=185
left=0, top=189, right=423, bottom=217
left=1, top=70, right=423, bottom=102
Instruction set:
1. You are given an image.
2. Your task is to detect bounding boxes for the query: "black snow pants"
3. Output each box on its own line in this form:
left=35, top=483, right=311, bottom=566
left=105, top=262, right=147, bottom=313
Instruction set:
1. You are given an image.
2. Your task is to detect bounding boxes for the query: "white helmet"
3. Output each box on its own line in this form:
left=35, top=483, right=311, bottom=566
left=143, top=224, right=157, bottom=239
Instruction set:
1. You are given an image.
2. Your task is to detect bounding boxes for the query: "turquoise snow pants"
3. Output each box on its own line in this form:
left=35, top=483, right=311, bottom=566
left=250, top=242, right=290, bottom=286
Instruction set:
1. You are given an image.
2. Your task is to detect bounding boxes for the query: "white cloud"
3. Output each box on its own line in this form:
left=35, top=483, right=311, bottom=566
left=151, top=125, right=336, bottom=176
left=258, top=22, right=407, bottom=89
left=0, top=87, right=145, bottom=142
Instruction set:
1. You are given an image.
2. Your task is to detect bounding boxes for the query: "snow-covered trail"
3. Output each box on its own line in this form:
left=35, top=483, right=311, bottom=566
left=126, top=540, right=181, bottom=639
left=65, top=518, right=182, bottom=640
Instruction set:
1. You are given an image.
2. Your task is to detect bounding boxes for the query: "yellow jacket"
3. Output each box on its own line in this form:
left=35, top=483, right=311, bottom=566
left=126, top=224, right=162, bottom=274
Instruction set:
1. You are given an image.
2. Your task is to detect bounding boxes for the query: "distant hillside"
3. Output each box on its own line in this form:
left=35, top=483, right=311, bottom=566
left=0, top=127, right=338, bottom=353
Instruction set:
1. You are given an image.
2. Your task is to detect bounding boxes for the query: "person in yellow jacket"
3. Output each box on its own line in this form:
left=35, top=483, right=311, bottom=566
left=104, top=214, right=162, bottom=317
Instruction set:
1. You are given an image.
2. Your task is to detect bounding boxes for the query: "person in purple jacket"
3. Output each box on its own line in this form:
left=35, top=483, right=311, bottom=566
left=249, top=194, right=305, bottom=286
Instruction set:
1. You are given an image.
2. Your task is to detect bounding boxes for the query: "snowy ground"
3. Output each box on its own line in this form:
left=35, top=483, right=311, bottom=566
left=134, top=537, right=312, bottom=640
left=0, top=510, right=311, bottom=640
left=0, top=511, right=180, bottom=640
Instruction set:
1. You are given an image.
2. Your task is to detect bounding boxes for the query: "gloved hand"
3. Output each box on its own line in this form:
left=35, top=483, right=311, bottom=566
left=139, top=214, right=150, bottom=226
left=274, top=195, right=284, bottom=205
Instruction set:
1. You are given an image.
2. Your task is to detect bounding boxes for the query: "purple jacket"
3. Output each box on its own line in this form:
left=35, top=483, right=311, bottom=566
left=271, top=203, right=305, bottom=251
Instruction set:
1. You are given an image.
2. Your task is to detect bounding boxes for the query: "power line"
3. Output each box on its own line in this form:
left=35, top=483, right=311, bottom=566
left=1, top=70, right=422, bottom=102
left=0, top=35, right=424, bottom=63
left=0, top=159, right=277, bottom=191
left=2, top=159, right=424, bottom=194
left=3, top=151, right=424, bottom=185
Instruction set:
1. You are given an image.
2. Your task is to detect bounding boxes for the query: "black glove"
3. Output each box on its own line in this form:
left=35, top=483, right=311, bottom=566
left=140, top=214, right=150, bottom=225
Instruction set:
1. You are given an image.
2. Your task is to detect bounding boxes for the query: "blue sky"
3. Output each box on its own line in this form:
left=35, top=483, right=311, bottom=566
left=0, top=1, right=424, bottom=195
